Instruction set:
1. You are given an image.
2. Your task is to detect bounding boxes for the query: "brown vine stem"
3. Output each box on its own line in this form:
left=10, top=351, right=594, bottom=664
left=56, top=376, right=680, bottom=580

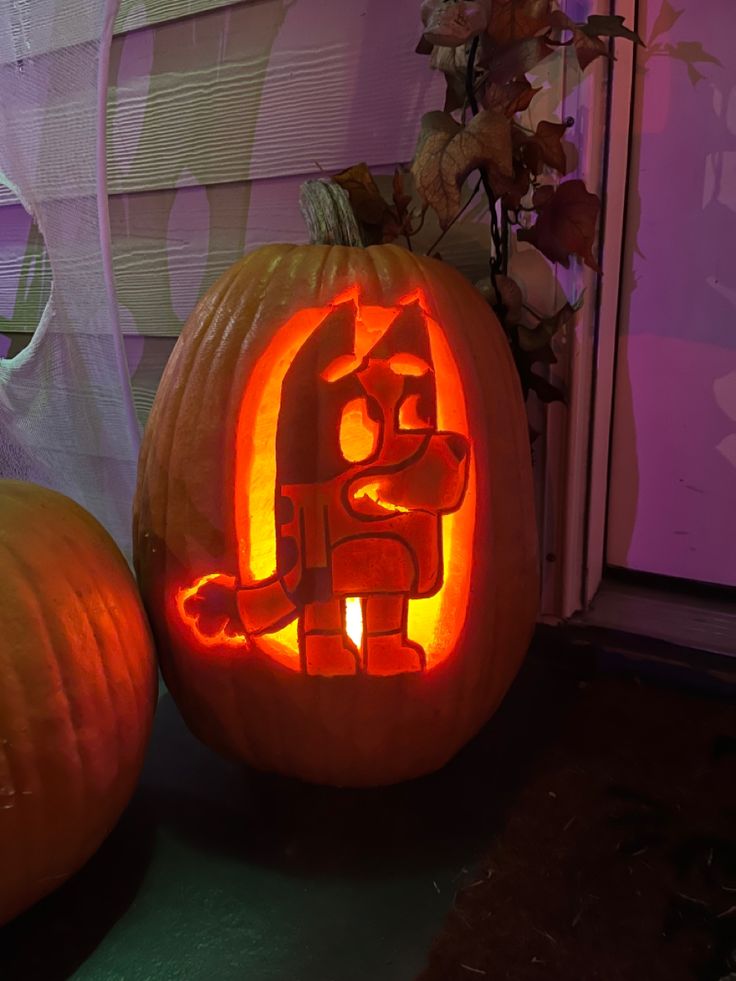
left=424, top=179, right=483, bottom=257
left=522, top=301, right=545, bottom=320
left=464, top=35, right=506, bottom=281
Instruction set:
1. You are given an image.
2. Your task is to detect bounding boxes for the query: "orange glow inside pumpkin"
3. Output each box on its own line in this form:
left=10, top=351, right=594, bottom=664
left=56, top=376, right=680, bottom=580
left=178, top=285, right=475, bottom=675
left=176, top=573, right=248, bottom=648
left=339, top=397, right=380, bottom=463
left=344, top=596, right=364, bottom=652
left=398, top=393, right=429, bottom=430
left=352, top=481, right=411, bottom=514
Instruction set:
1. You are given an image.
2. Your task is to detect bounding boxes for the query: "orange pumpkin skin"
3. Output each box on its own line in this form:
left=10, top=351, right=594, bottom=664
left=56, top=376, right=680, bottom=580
left=133, top=244, right=538, bottom=786
left=0, top=482, right=157, bottom=924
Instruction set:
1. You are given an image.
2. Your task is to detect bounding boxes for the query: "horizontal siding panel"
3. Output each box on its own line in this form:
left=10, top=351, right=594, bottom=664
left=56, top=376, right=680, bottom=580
left=115, top=0, right=241, bottom=33
left=112, top=179, right=260, bottom=336
left=0, top=174, right=491, bottom=339
left=0, top=0, right=250, bottom=208
left=0, top=0, right=439, bottom=210
left=0, top=0, right=243, bottom=65
left=106, top=0, right=437, bottom=194
left=0, top=176, right=310, bottom=337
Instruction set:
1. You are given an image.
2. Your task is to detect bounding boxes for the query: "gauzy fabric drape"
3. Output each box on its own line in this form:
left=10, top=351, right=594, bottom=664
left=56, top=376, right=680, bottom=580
left=0, top=0, right=140, bottom=555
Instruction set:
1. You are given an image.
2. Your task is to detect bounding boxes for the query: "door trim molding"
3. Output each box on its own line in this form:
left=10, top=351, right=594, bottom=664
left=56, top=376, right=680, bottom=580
left=582, top=0, right=639, bottom=610
left=541, top=0, right=639, bottom=621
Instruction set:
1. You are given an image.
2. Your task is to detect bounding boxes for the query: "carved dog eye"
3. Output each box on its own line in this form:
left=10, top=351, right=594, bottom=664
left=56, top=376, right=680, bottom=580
left=398, top=394, right=431, bottom=431
left=388, top=353, right=430, bottom=376
left=339, top=397, right=380, bottom=462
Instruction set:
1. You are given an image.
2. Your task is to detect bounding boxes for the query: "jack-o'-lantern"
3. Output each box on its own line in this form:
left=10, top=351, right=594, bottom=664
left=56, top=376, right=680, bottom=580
left=134, top=244, right=538, bottom=786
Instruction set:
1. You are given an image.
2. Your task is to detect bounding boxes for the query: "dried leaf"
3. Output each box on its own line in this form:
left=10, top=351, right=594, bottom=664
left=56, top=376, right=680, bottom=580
left=546, top=8, right=576, bottom=37
left=517, top=179, right=601, bottom=270
left=648, top=0, right=684, bottom=43
left=482, top=78, right=542, bottom=116
left=573, top=31, right=610, bottom=70
left=580, top=15, right=643, bottom=44
left=332, top=163, right=400, bottom=244
left=392, top=169, right=412, bottom=223
left=532, top=184, right=555, bottom=208
left=333, top=163, right=387, bottom=224
left=424, top=1, right=489, bottom=47
left=486, top=0, right=552, bottom=45
left=476, top=274, right=523, bottom=321
left=412, top=110, right=513, bottom=228
left=495, top=160, right=532, bottom=209
left=483, top=36, right=553, bottom=84
left=547, top=9, right=611, bottom=70
left=517, top=294, right=583, bottom=351
left=528, top=370, right=565, bottom=403
left=523, top=120, right=570, bottom=175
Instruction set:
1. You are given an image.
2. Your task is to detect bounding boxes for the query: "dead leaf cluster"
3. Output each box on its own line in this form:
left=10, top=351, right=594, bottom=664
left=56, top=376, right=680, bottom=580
left=330, top=0, right=646, bottom=415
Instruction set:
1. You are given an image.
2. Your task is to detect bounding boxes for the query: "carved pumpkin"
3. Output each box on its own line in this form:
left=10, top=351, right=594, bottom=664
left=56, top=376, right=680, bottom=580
left=0, top=481, right=157, bottom=924
left=134, top=244, right=537, bottom=786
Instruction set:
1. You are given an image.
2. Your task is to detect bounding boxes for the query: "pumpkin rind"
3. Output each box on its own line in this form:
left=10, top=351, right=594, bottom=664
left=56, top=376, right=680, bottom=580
left=133, top=244, right=538, bottom=786
left=0, top=481, right=157, bottom=923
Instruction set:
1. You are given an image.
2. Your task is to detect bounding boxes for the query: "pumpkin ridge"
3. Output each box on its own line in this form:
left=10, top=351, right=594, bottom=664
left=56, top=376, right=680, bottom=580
left=99, top=579, right=153, bottom=750
left=0, top=533, right=84, bottom=887
left=103, top=529, right=157, bottom=736
left=0, top=550, right=37, bottom=893
left=140, top=256, right=252, bottom=569
left=4, top=533, right=91, bottom=812
left=65, top=537, right=128, bottom=775
left=154, top=269, right=238, bottom=588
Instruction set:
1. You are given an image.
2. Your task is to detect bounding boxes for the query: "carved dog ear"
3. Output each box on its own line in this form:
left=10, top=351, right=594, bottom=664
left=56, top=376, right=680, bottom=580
left=366, top=301, right=433, bottom=363
left=366, top=303, right=437, bottom=431
left=276, top=301, right=364, bottom=484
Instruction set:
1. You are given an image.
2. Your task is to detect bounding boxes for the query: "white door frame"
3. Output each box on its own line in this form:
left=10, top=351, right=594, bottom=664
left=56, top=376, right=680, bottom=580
left=539, top=0, right=638, bottom=622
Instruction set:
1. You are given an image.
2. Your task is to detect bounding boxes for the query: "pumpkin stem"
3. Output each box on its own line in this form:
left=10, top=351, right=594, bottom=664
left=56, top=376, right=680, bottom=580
left=299, top=179, right=365, bottom=247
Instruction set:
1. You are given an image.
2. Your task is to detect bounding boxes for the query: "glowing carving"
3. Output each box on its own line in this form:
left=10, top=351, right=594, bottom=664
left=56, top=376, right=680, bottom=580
left=344, top=597, right=364, bottom=653
left=176, top=286, right=475, bottom=676
left=352, top=481, right=411, bottom=514
left=176, top=574, right=248, bottom=648
left=398, top=394, right=429, bottom=431
left=339, top=398, right=380, bottom=463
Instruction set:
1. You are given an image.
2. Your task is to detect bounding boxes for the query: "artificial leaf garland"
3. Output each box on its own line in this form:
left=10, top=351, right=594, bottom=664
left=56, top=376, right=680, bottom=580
left=332, top=0, right=642, bottom=407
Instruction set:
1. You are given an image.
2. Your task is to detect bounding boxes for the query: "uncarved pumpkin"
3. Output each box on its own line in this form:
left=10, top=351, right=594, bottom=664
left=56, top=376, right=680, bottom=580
left=133, top=244, right=538, bottom=786
left=0, top=481, right=157, bottom=924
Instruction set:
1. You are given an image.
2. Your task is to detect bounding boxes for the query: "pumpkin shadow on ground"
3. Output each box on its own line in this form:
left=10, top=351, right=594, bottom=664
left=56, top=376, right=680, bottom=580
left=146, top=646, right=583, bottom=880
left=0, top=793, right=157, bottom=981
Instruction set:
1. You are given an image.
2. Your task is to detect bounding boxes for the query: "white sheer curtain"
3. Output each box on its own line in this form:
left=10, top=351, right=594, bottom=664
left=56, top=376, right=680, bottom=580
left=0, top=0, right=139, bottom=554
